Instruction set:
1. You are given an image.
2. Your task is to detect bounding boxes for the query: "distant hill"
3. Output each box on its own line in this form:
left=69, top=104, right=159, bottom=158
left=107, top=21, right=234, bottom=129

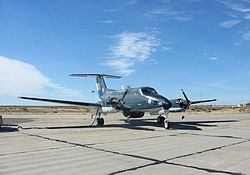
left=0, top=106, right=94, bottom=114
left=0, top=105, right=249, bottom=114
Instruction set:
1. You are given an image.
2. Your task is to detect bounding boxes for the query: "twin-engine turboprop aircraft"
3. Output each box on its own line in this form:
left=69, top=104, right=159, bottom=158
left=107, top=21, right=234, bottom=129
left=20, top=74, right=216, bottom=129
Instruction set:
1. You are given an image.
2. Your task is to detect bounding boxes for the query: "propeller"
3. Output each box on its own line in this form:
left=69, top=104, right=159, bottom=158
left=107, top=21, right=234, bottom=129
left=179, top=89, right=216, bottom=119
left=116, top=88, right=129, bottom=110
left=108, top=89, right=129, bottom=110
left=180, top=89, right=191, bottom=119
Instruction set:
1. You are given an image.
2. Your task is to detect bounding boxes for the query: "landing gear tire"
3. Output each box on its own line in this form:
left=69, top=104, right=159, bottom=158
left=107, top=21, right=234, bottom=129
left=157, top=116, right=165, bottom=123
left=164, top=119, right=170, bottom=129
left=97, top=118, right=104, bottom=126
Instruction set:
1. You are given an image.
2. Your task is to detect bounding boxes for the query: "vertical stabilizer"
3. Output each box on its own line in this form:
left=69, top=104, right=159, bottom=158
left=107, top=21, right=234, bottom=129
left=95, top=75, right=107, bottom=97
left=70, top=74, right=122, bottom=98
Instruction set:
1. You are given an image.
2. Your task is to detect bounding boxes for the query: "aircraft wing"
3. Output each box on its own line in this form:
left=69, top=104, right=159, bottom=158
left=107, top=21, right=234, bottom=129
left=19, top=97, right=102, bottom=107
left=191, top=99, right=216, bottom=104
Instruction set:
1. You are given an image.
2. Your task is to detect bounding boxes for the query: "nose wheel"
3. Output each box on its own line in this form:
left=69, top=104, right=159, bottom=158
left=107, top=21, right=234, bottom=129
left=157, top=115, right=170, bottom=129
left=164, top=119, right=170, bottom=129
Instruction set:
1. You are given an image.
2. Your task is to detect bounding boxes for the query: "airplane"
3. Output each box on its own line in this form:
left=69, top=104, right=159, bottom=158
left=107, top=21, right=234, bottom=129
left=19, top=74, right=216, bottom=129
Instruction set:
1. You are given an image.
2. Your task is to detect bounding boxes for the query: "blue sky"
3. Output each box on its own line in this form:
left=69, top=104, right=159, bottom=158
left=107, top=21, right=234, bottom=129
left=0, top=0, right=250, bottom=105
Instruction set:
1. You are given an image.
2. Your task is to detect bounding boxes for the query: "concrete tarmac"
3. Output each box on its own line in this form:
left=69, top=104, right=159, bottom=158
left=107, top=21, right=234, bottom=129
left=0, top=113, right=250, bottom=175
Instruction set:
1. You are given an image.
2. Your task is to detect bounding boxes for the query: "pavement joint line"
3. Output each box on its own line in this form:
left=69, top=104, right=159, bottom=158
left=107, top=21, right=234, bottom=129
left=108, top=160, right=245, bottom=175
left=18, top=125, right=126, bottom=132
left=107, top=161, right=164, bottom=175
left=177, top=132, right=249, bottom=140
left=20, top=130, right=178, bottom=147
left=20, top=131, right=249, bottom=175
left=165, top=162, right=245, bottom=175
left=21, top=132, right=160, bottom=162
left=108, top=139, right=249, bottom=175
left=165, top=139, right=249, bottom=162
left=0, top=145, right=75, bottom=157
left=76, top=135, right=167, bottom=146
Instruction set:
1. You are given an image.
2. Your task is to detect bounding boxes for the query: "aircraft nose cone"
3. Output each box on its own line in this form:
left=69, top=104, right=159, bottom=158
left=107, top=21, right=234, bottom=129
left=162, top=101, right=172, bottom=109
left=158, top=96, right=172, bottom=109
left=150, top=94, right=172, bottom=110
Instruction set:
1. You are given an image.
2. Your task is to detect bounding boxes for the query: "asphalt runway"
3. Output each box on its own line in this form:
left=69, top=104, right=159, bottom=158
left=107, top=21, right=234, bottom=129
left=0, top=113, right=250, bottom=175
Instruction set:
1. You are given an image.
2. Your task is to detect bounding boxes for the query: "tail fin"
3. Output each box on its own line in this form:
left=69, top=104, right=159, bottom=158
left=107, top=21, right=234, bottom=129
left=70, top=74, right=121, bottom=98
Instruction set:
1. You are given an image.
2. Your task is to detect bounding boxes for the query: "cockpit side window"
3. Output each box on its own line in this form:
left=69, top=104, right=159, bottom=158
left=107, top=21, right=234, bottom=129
left=141, top=88, right=158, bottom=95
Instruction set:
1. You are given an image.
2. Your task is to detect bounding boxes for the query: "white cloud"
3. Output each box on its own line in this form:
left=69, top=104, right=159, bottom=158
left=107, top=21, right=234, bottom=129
left=111, top=32, right=160, bottom=61
left=99, top=20, right=114, bottom=23
left=218, top=1, right=250, bottom=44
left=107, top=32, right=160, bottom=75
left=146, top=8, right=193, bottom=21
left=242, top=30, right=250, bottom=40
left=0, top=56, right=49, bottom=96
left=173, top=16, right=193, bottom=21
left=106, top=59, right=135, bottom=75
left=245, top=13, right=250, bottom=19
left=0, top=56, right=84, bottom=99
left=127, top=0, right=137, bottom=5
left=220, top=19, right=241, bottom=28
left=150, top=8, right=178, bottom=16
left=229, top=3, right=250, bottom=13
left=219, top=0, right=250, bottom=12
left=208, top=57, right=219, bottom=60
left=103, top=9, right=118, bottom=13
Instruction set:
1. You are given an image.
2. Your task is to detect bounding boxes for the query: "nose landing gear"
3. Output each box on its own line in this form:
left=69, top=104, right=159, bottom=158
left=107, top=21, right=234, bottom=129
left=157, top=115, right=165, bottom=123
left=157, top=112, right=170, bottom=129
left=164, top=119, right=170, bottom=129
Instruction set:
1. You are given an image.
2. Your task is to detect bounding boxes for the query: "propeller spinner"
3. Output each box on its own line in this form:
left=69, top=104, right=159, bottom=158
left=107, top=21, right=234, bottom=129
left=108, top=89, right=129, bottom=110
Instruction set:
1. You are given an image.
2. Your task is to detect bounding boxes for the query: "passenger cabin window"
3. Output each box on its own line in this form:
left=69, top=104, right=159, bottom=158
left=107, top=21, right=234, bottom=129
left=141, top=88, right=158, bottom=96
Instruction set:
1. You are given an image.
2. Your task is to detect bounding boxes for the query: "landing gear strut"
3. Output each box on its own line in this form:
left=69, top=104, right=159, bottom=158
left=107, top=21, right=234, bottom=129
left=92, top=107, right=104, bottom=126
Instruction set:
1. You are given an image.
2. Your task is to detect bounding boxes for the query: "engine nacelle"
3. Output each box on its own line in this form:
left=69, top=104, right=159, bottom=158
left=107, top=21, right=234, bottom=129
left=169, top=107, right=185, bottom=112
left=170, top=98, right=187, bottom=108
left=101, top=107, right=118, bottom=113
left=122, top=111, right=145, bottom=118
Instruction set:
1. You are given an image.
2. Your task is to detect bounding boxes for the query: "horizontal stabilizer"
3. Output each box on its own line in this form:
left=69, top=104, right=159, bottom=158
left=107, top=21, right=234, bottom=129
left=19, top=97, right=102, bottom=107
left=70, top=74, right=122, bottom=79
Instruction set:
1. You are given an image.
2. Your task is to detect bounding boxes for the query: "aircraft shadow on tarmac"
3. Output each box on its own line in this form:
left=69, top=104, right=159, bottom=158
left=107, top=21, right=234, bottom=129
left=118, top=119, right=239, bottom=131
left=0, top=126, right=19, bottom=132
left=13, top=118, right=239, bottom=131
left=166, top=120, right=238, bottom=131
left=0, top=118, right=36, bottom=133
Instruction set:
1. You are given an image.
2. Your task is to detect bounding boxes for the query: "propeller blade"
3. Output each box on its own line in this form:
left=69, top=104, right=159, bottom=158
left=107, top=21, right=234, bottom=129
left=181, top=89, right=190, bottom=103
left=121, top=89, right=128, bottom=101
left=191, top=99, right=216, bottom=104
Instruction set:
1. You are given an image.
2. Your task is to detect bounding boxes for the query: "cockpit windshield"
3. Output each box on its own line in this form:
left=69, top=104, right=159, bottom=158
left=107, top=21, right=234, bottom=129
left=141, top=87, right=158, bottom=96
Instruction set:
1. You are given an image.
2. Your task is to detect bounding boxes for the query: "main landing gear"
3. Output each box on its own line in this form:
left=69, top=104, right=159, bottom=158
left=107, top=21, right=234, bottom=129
left=157, top=114, right=170, bottom=129
left=96, top=117, right=104, bottom=126
left=92, top=107, right=104, bottom=126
